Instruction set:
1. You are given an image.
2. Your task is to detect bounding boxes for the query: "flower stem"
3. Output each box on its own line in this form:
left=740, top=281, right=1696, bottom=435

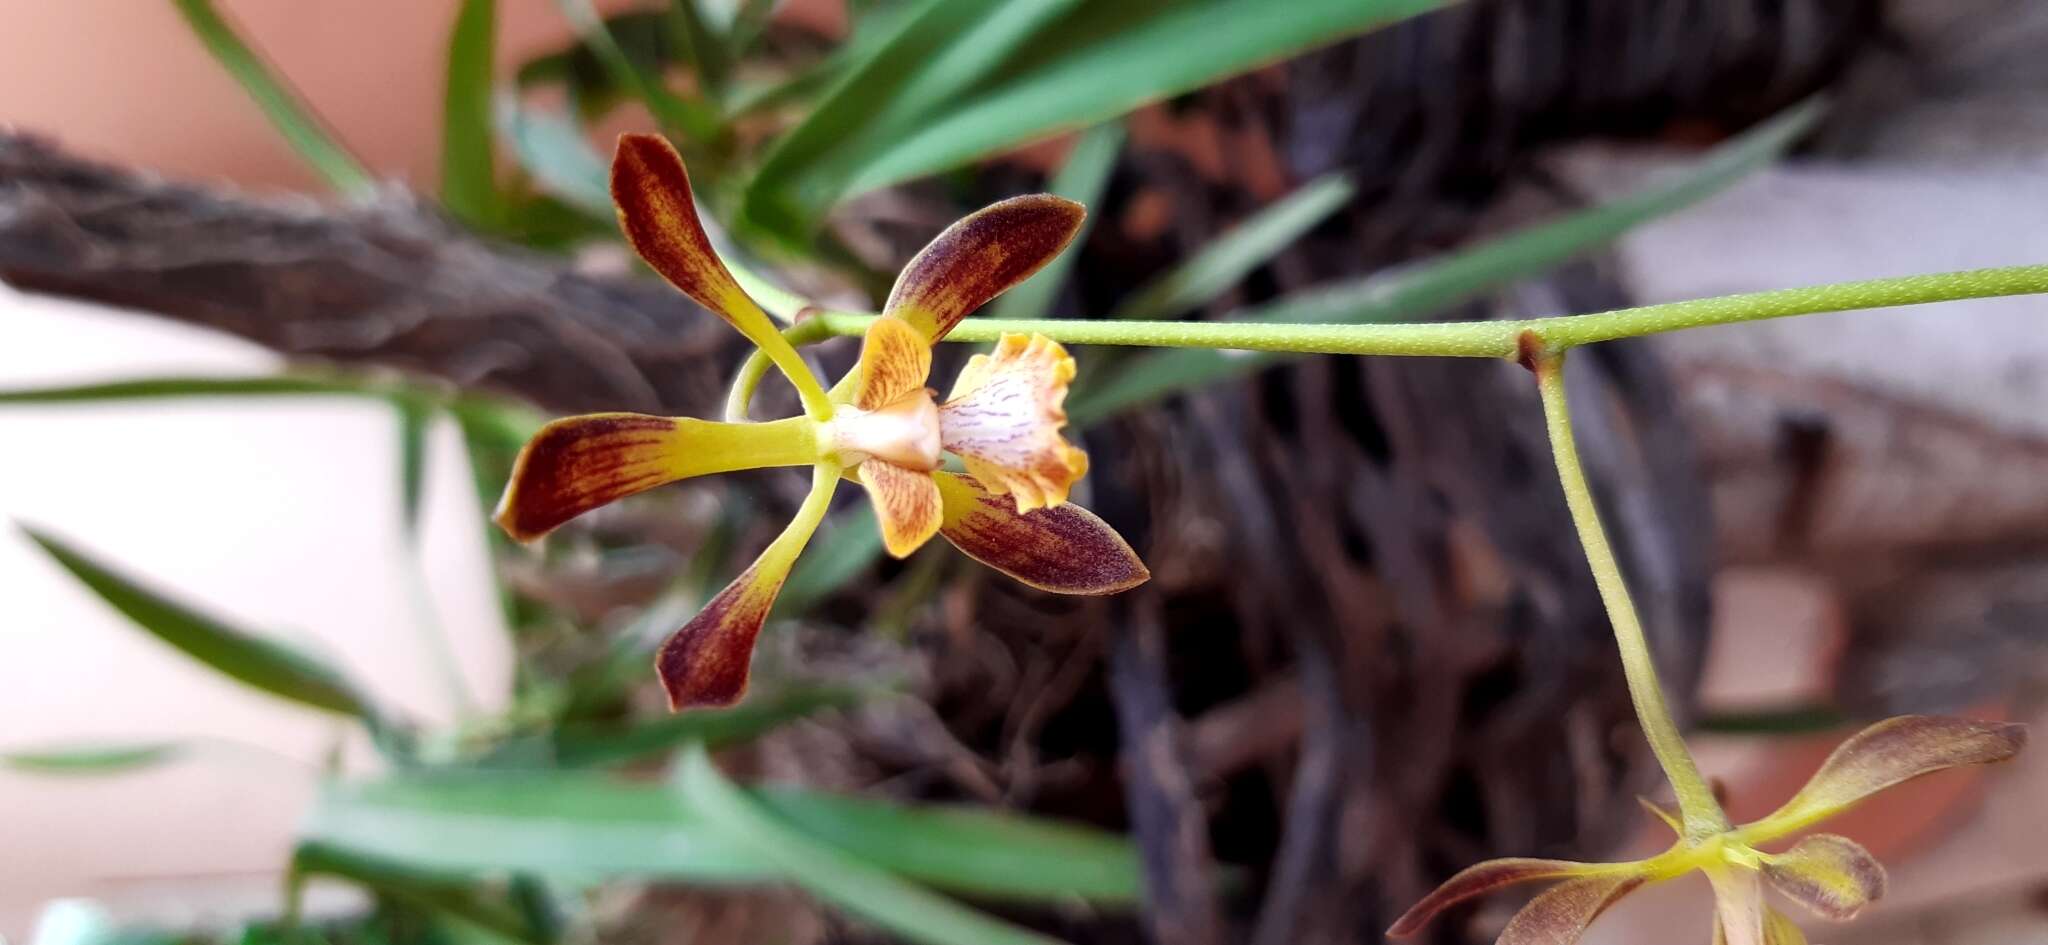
left=1534, top=351, right=1729, bottom=838
left=804, top=262, right=2048, bottom=358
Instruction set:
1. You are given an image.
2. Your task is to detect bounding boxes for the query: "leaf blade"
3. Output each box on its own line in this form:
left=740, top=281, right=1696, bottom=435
left=442, top=0, right=504, bottom=228
left=170, top=0, right=377, bottom=198
left=21, top=528, right=381, bottom=721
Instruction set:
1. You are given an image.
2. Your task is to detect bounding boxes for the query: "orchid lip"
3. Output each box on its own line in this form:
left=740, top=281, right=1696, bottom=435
left=825, top=391, right=942, bottom=471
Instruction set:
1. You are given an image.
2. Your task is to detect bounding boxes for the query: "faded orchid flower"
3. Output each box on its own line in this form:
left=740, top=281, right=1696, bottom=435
left=1391, top=715, right=2024, bottom=945
left=493, top=134, right=1148, bottom=710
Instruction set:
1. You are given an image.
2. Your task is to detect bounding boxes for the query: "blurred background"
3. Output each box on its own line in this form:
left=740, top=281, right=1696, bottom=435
left=3, top=1, right=2046, bottom=944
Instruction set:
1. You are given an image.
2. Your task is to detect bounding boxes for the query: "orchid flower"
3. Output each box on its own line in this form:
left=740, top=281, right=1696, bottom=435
left=494, top=134, right=1148, bottom=710
left=1390, top=715, right=2025, bottom=945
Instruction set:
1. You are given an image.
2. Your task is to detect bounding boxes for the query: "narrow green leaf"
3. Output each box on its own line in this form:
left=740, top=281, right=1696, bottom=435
left=750, top=0, right=1446, bottom=229
left=1112, top=171, right=1354, bottom=320
left=170, top=0, right=377, bottom=199
left=497, top=96, right=613, bottom=216
left=987, top=120, right=1127, bottom=321
left=303, top=770, right=1147, bottom=906
left=677, top=747, right=1067, bottom=945
left=293, top=843, right=548, bottom=944
left=742, top=0, right=1000, bottom=235
left=666, top=0, right=731, bottom=96
left=555, top=0, right=723, bottom=144
left=2, top=741, right=185, bottom=775
left=751, top=787, right=1145, bottom=903
left=1069, top=98, right=1824, bottom=424
left=550, top=685, right=870, bottom=767
left=0, top=375, right=389, bottom=403
left=21, top=528, right=381, bottom=721
left=442, top=0, right=504, bottom=228
left=396, top=399, right=432, bottom=538
left=1698, top=703, right=1851, bottom=736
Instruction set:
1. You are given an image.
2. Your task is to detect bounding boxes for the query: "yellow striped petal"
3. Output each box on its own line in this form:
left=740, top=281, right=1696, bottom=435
left=933, top=471, right=1147, bottom=595
left=857, top=459, right=942, bottom=558
left=1744, top=715, right=2025, bottom=839
left=610, top=134, right=826, bottom=408
left=494, top=413, right=814, bottom=541
left=883, top=194, right=1085, bottom=343
left=852, top=314, right=933, bottom=411
left=1762, top=834, right=1886, bottom=921
left=938, top=333, right=1087, bottom=512
left=655, top=463, right=839, bottom=709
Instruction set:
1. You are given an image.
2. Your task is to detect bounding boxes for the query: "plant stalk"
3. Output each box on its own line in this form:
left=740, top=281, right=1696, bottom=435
left=1534, top=351, right=1729, bottom=838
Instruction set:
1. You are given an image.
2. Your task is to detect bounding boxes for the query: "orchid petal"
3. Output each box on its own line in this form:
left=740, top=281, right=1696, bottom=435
left=655, top=464, right=839, bottom=709
left=1717, top=908, right=1809, bottom=945
left=857, top=459, right=942, bottom=558
left=1387, top=859, right=1609, bottom=938
left=494, top=413, right=814, bottom=541
left=883, top=194, right=1085, bottom=344
left=934, top=471, right=1147, bottom=595
left=611, top=134, right=826, bottom=407
left=1762, top=834, right=1886, bottom=921
left=852, top=315, right=933, bottom=411
left=1707, top=866, right=1768, bottom=945
left=1746, top=716, right=2025, bottom=838
left=939, top=333, right=1087, bottom=512
left=1496, top=872, right=1645, bottom=945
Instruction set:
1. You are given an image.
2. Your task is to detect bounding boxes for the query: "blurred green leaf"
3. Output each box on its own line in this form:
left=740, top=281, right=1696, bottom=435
left=987, top=120, right=1127, bottom=321
left=751, top=786, right=1145, bottom=903
left=498, top=97, right=613, bottom=217
left=1, top=741, right=185, bottom=775
left=305, top=770, right=1147, bottom=906
left=746, top=0, right=1446, bottom=234
left=443, top=0, right=505, bottom=229
left=294, top=844, right=548, bottom=945
left=171, top=0, right=377, bottom=199
left=1069, top=97, right=1824, bottom=424
left=551, top=685, right=869, bottom=767
left=776, top=502, right=882, bottom=615
left=1112, top=171, right=1354, bottom=320
left=20, top=528, right=383, bottom=722
left=666, top=0, right=732, bottom=96
left=396, top=400, right=432, bottom=538
left=555, top=0, right=723, bottom=145
left=0, top=375, right=390, bottom=403
left=676, top=747, right=1067, bottom=945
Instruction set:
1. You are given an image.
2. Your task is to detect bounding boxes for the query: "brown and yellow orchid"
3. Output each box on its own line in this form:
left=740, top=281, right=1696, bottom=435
left=1390, top=715, right=2025, bottom=945
left=494, top=134, right=1148, bottom=710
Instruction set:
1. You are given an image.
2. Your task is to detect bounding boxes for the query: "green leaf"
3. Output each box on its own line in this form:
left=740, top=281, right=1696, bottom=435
left=987, top=120, right=1127, bottom=321
left=1068, top=97, right=1824, bottom=425
left=304, top=770, right=1147, bottom=906
left=550, top=685, right=870, bottom=767
left=497, top=97, right=613, bottom=216
left=442, top=0, right=504, bottom=229
left=293, top=843, right=549, bottom=945
left=396, top=399, right=432, bottom=538
left=1, top=741, right=185, bottom=775
left=666, top=0, right=732, bottom=97
left=751, top=787, right=1145, bottom=903
left=1112, top=171, right=1354, bottom=320
left=20, top=528, right=382, bottom=721
left=0, top=375, right=391, bottom=404
left=170, top=0, right=377, bottom=199
left=677, top=746, right=1068, bottom=945
left=555, top=0, right=723, bottom=144
left=746, top=0, right=1446, bottom=232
